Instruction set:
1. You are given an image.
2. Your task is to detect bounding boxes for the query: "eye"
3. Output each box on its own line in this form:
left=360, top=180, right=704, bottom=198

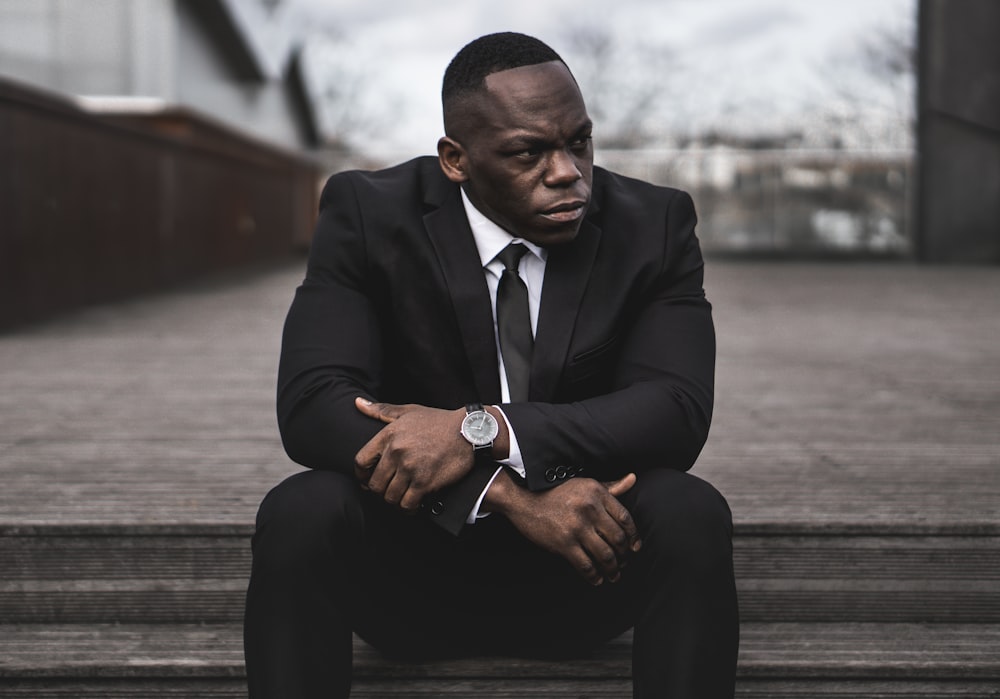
left=513, top=146, right=543, bottom=160
left=570, top=135, right=592, bottom=152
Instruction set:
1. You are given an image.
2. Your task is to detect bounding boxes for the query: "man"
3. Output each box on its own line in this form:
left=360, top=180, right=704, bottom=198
left=244, top=32, right=738, bottom=698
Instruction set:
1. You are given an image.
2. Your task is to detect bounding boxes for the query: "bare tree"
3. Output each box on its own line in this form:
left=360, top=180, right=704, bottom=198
left=808, top=11, right=917, bottom=150
left=299, top=31, right=403, bottom=153
left=561, top=26, right=677, bottom=148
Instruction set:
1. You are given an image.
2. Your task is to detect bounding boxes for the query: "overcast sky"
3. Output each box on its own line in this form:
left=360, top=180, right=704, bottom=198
left=281, top=0, right=916, bottom=157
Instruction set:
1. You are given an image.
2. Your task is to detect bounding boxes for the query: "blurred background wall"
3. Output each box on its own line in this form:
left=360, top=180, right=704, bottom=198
left=917, top=0, right=1000, bottom=263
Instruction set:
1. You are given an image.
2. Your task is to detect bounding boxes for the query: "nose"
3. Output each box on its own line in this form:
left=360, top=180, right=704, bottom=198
left=544, top=148, right=583, bottom=187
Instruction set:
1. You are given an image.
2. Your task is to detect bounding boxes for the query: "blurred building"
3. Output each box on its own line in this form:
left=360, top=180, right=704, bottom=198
left=598, top=146, right=912, bottom=259
left=0, top=0, right=319, bottom=150
left=0, top=0, right=320, bottom=329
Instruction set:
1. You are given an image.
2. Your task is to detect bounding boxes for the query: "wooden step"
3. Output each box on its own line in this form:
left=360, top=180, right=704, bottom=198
left=2, top=524, right=997, bottom=624
left=1, top=623, right=998, bottom=698
left=736, top=528, right=1000, bottom=623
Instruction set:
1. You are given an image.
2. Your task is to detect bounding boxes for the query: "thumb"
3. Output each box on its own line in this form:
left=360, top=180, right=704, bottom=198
left=605, top=472, right=637, bottom=498
left=355, top=397, right=399, bottom=424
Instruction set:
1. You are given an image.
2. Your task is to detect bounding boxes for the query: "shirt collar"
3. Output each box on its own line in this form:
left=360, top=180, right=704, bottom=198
left=461, top=188, right=546, bottom=268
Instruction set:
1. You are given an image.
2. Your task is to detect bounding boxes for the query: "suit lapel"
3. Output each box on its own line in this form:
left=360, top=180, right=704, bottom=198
left=531, top=216, right=602, bottom=401
left=420, top=162, right=604, bottom=406
left=423, top=175, right=502, bottom=404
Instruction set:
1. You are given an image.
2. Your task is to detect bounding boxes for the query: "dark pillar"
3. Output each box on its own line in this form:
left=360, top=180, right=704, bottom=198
left=917, top=0, right=1000, bottom=263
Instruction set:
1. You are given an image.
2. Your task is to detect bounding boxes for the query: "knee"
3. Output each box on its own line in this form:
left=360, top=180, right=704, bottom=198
left=629, top=469, right=733, bottom=566
left=252, top=470, right=364, bottom=567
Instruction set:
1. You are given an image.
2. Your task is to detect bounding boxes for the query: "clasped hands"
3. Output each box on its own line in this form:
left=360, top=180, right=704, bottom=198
left=353, top=397, right=641, bottom=585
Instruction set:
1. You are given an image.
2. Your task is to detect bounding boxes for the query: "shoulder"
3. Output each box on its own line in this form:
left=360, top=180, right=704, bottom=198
left=591, top=166, right=693, bottom=219
left=585, top=167, right=703, bottom=280
left=588, top=167, right=697, bottom=248
left=319, top=156, right=447, bottom=212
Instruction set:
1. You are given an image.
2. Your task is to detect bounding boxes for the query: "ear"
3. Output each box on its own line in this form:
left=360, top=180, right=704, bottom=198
left=437, top=137, right=469, bottom=184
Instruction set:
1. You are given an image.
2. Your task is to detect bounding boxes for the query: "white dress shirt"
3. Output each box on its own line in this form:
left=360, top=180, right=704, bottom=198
left=460, top=189, right=547, bottom=523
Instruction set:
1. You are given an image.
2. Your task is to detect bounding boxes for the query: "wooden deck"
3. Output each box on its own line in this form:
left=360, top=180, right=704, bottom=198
left=1, top=259, right=997, bottom=530
left=1, top=258, right=999, bottom=696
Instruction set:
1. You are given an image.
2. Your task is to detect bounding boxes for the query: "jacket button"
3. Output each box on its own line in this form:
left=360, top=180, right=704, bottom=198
left=430, top=501, right=445, bottom=515
left=544, top=468, right=557, bottom=482
left=555, top=465, right=567, bottom=479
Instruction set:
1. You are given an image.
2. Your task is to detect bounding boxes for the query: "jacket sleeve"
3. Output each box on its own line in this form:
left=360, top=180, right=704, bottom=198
left=501, top=190, right=716, bottom=491
left=276, top=172, right=496, bottom=535
left=277, top=172, right=382, bottom=472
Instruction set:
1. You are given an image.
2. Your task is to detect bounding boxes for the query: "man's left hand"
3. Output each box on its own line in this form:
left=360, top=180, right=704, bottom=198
left=354, top=398, right=473, bottom=513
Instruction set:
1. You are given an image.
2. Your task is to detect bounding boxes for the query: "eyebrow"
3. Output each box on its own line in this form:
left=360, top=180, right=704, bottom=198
left=498, top=120, right=594, bottom=150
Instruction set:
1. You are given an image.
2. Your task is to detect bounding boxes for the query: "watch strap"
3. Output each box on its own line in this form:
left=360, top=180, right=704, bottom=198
left=462, top=402, right=494, bottom=451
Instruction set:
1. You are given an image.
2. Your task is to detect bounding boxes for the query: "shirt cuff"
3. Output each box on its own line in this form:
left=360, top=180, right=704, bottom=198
left=465, top=466, right=503, bottom=524
left=494, top=405, right=526, bottom=478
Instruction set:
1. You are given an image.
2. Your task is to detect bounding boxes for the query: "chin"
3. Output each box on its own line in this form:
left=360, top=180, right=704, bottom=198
left=532, top=223, right=583, bottom=248
left=520, top=230, right=577, bottom=249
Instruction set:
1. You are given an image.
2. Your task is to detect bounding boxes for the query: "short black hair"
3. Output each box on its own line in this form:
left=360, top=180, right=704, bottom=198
left=442, top=32, right=566, bottom=107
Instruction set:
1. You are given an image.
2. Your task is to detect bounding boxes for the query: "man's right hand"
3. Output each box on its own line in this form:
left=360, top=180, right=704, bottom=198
left=484, top=471, right=641, bottom=586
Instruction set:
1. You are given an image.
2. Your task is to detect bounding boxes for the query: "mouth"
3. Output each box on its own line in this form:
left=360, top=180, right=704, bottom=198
left=539, top=200, right=587, bottom=223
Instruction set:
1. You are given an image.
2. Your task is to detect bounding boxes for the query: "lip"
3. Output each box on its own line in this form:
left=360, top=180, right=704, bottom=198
left=539, top=200, right=587, bottom=223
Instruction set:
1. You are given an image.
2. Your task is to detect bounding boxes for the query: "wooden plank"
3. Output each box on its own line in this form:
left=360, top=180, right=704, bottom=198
left=4, top=530, right=997, bottom=583
left=3, top=624, right=1000, bottom=680
left=734, top=680, right=1000, bottom=698
left=0, top=681, right=249, bottom=699
left=3, top=623, right=999, bottom=697
left=0, top=534, right=251, bottom=581
left=2, top=528, right=995, bottom=623
left=0, top=679, right=996, bottom=699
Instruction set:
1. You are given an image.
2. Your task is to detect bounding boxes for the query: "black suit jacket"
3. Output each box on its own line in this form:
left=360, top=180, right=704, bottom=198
left=277, top=156, right=715, bottom=535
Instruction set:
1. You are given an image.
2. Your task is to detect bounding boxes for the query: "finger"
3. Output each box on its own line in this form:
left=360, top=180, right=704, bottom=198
left=354, top=431, right=384, bottom=471
left=382, top=470, right=410, bottom=508
left=603, top=474, right=641, bottom=552
left=354, top=461, right=373, bottom=488
left=582, top=530, right=622, bottom=583
left=566, top=544, right=605, bottom=586
left=365, top=460, right=395, bottom=496
left=399, top=488, right=422, bottom=515
left=354, top=397, right=406, bottom=424
left=594, top=508, right=634, bottom=564
left=605, top=472, right=637, bottom=498
left=609, top=498, right=641, bottom=553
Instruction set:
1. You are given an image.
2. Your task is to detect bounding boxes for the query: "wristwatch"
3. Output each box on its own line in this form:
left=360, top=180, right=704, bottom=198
left=460, top=402, right=498, bottom=451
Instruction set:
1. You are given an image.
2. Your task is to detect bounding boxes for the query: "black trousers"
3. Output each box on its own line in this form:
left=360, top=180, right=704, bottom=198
left=244, top=467, right=739, bottom=698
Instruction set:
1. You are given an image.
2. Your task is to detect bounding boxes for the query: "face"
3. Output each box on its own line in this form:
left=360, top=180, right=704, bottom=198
left=438, top=61, right=594, bottom=247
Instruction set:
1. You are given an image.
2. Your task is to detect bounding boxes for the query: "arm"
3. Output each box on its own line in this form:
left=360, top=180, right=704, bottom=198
left=353, top=393, right=643, bottom=587
left=503, top=189, right=715, bottom=489
left=484, top=469, right=641, bottom=586
left=276, top=172, right=383, bottom=473
left=353, top=400, right=511, bottom=513
left=277, top=172, right=501, bottom=534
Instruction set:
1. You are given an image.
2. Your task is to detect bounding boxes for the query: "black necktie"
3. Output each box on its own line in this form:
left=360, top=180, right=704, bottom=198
left=495, top=243, right=533, bottom=402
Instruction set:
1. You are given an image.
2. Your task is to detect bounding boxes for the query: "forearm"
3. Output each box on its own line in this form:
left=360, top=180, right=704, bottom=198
left=504, top=305, right=715, bottom=487
left=505, top=378, right=711, bottom=480
left=277, top=380, right=379, bottom=474
left=479, top=468, right=523, bottom=517
left=481, top=469, right=642, bottom=586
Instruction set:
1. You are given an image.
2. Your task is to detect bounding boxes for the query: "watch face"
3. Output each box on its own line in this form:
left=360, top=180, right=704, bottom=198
left=462, top=410, right=498, bottom=446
